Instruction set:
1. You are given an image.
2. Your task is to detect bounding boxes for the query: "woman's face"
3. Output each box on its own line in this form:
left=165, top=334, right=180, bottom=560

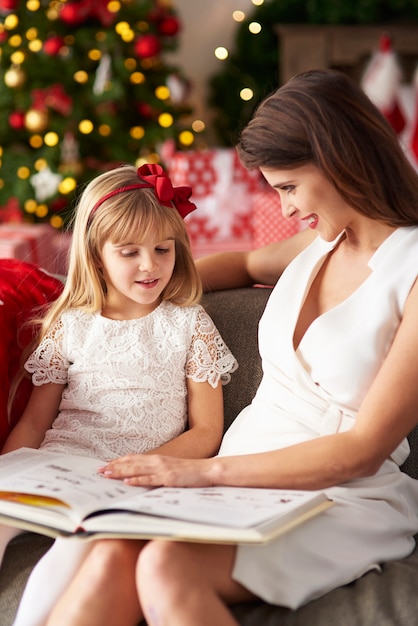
left=260, top=164, right=354, bottom=242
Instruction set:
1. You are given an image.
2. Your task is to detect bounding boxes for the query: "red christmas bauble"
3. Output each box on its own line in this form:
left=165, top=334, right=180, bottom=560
left=134, top=34, right=161, bottom=59
left=8, top=110, right=25, bottom=130
left=43, top=36, right=65, bottom=56
left=50, top=197, right=68, bottom=213
left=60, top=3, right=85, bottom=25
left=137, top=102, right=154, bottom=118
left=158, top=16, right=180, bottom=37
left=0, top=0, right=18, bottom=11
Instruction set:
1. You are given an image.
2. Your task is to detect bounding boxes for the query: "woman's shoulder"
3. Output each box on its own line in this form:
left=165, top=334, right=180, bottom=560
left=370, top=226, right=418, bottom=271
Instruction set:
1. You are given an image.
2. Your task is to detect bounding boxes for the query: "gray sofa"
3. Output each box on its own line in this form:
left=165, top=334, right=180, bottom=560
left=1, top=286, right=418, bottom=625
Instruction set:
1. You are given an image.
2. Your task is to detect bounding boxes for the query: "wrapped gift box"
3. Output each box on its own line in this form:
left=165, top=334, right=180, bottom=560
left=168, top=148, right=262, bottom=249
left=0, top=224, right=70, bottom=274
left=252, top=190, right=301, bottom=248
left=0, top=238, right=32, bottom=261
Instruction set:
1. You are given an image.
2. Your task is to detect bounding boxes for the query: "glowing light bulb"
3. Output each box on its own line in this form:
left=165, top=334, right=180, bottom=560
left=240, top=88, right=254, bottom=101
left=249, top=22, right=262, bottom=35
left=192, top=119, right=205, bottom=133
left=232, top=11, right=245, bottom=22
left=24, top=199, right=37, bottom=214
left=28, top=39, right=42, bottom=52
left=4, top=14, right=19, bottom=29
left=155, top=85, right=170, bottom=100
left=17, top=167, right=30, bottom=179
left=78, top=120, right=94, bottom=134
left=26, top=0, right=40, bottom=11
left=50, top=215, right=64, bottom=229
left=36, top=204, right=48, bottom=218
left=158, top=113, right=173, bottom=128
left=74, top=71, right=89, bottom=84
left=179, top=130, right=194, bottom=147
left=130, top=126, right=145, bottom=139
left=215, top=47, right=228, bottom=61
left=44, top=132, right=59, bottom=147
left=10, top=51, right=25, bottom=64
left=130, top=71, right=145, bottom=84
left=59, top=177, right=77, bottom=194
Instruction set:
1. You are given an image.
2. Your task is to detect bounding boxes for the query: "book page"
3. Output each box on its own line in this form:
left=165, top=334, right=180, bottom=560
left=111, top=485, right=328, bottom=528
left=0, top=448, right=145, bottom=521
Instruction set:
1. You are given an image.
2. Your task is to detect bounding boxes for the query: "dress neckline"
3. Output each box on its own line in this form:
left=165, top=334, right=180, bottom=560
left=293, top=227, right=404, bottom=352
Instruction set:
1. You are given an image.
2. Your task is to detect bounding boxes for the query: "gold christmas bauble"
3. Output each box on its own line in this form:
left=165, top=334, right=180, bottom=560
left=4, top=65, right=26, bottom=88
left=25, top=108, right=49, bottom=133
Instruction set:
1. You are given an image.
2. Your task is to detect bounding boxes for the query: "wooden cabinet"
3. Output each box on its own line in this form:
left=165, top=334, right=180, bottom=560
left=275, top=25, right=418, bottom=83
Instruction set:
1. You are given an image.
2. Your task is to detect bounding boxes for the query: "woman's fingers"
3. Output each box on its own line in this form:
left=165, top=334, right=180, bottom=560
left=98, top=455, right=212, bottom=487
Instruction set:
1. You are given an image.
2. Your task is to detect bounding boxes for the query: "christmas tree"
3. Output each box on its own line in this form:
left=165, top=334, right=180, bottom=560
left=0, top=0, right=196, bottom=228
left=209, top=0, right=418, bottom=147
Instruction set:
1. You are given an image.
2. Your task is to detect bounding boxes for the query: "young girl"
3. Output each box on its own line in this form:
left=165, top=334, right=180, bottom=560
left=1, top=162, right=237, bottom=624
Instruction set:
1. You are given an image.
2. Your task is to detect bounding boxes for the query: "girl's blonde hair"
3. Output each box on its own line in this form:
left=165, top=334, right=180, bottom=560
left=9, top=164, right=201, bottom=415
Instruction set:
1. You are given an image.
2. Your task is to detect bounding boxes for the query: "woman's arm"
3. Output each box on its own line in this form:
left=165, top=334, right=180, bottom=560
left=195, top=229, right=315, bottom=291
left=143, top=379, right=224, bottom=459
left=100, top=278, right=418, bottom=491
left=1, top=382, right=64, bottom=453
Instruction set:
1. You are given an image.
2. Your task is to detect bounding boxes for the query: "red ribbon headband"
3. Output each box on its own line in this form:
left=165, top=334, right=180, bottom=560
left=89, top=163, right=197, bottom=222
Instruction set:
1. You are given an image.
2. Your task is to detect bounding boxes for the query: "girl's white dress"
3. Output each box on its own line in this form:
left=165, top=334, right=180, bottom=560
left=220, top=227, right=418, bottom=609
left=12, top=301, right=237, bottom=626
left=26, top=301, right=237, bottom=460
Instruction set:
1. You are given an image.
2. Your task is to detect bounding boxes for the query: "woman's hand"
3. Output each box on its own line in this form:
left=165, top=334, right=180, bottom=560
left=98, top=454, right=215, bottom=488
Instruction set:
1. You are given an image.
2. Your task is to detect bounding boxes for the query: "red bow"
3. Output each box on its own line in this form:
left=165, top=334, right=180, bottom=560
left=89, top=164, right=196, bottom=223
left=137, top=164, right=196, bottom=218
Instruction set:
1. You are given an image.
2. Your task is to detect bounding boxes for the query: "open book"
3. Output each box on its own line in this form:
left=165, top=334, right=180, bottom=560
left=0, top=448, right=333, bottom=545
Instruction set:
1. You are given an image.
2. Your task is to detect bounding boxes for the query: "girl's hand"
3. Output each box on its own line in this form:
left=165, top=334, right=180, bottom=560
left=98, top=454, right=214, bottom=488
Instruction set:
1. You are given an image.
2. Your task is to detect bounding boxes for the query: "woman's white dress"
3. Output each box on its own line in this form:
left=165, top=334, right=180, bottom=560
left=220, top=227, right=418, bottom=609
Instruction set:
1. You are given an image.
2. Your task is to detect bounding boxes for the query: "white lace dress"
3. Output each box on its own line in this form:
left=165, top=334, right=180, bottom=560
left=25, top=301, right=237, bottom=460
left=10, top=302, right=236, bottom=626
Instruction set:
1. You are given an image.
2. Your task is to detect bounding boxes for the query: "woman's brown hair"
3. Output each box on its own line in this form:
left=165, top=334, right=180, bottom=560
left=238, top=69, right=418, bottom=226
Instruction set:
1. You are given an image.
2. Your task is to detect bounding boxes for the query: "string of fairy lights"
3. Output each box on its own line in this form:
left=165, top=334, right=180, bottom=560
left=213, top=0, right=265, bottom=106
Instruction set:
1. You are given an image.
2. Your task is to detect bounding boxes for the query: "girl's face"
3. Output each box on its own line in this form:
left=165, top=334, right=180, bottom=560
left=260, top=163, right=354, bottom=242
left=100, top=230, right=176, bottom=319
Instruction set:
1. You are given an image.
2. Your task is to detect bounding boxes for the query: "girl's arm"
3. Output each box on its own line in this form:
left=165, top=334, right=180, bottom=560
left=101, top=278, right=418, bottom=490
left=1, top=382, right=64, bottom=454
left=143, top=378, right=224, bottom=459
left=195, top=229, right=315, bottom=290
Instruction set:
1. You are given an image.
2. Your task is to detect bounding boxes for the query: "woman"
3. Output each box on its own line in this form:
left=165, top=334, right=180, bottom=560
left=30, top=69, right=418, bottom=626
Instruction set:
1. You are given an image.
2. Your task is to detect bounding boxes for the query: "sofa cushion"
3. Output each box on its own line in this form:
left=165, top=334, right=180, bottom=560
left=1, top=285, right=418, bottom=626
left=201, top=287, right=271, bottom=431
left=0, top=259, right=63, bottom=448
left=232, top=546, right=418, bottom=625
left=0, top=533, right=54, bottom=625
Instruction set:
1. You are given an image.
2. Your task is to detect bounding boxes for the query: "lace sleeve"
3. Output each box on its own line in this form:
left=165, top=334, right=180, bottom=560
left=186, top=307, right=238, bottom=388
left=24, top=317, right=69, bottom=386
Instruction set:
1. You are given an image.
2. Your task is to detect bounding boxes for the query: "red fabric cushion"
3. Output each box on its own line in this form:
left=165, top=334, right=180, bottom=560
left=0, top=259, right=64, bottom=448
